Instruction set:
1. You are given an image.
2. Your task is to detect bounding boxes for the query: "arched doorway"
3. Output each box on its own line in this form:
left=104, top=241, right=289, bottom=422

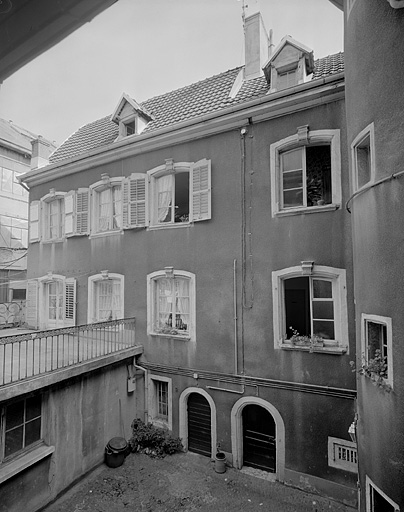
left=179, top=388, right=217, bottom=459
left=242, top=404, right=276, bottom=471
left=187, top=392, right=212, bottom=456
left=231, top=397, right=285, bottom=481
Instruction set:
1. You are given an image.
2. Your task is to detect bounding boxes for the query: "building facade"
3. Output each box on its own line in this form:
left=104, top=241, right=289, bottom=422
left=15, top=11, right=358, bottom=509
left=0, top=119, right=55, bottom=312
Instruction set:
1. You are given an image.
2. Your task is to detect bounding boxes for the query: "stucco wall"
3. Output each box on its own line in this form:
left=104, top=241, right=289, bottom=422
left=1, top=361, right=142, bottom=512
left=345, top=0, right=404, bottom=509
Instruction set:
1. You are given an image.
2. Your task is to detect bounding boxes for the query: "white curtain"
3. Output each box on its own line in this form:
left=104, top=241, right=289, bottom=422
left=175, top=278, right=189, bottom=330
left=99, top=189, right=111, bottom=231
left=157, top=278, right=172, bottom=328
left=157, top=175, right=172, bottom=222
left=112, top=187, right=122, bottom=229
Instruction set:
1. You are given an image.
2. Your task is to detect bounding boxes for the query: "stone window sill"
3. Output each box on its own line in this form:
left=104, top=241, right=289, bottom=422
left=0, top=444, right=55, bottom=484
left=280, top=343, right=347, bottom=355
left=275, top=204, right=340, bottom=217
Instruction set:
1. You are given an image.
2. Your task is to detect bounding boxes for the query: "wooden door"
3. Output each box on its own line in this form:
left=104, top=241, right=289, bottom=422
left=187, top=393, right=211, bottom=457
left=242, top=404, right=276, bottom=471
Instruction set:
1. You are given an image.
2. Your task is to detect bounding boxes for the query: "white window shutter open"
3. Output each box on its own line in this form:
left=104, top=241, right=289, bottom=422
left=190, top=159, right=211, bottom=222
left=29, top=201, right=40, bottom=242
left=75, top=188, right=90, bottom=235
left=26, top=279, right=39, bottom=328
left=64, top=191, right=75, bottom=237
left=123, top=173, right=147, bottom=228
left=64, top=278, right=76, bottom=326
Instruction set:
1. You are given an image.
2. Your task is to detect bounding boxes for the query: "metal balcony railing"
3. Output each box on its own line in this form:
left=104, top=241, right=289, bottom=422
left=0, top=317, right=136, bottom=386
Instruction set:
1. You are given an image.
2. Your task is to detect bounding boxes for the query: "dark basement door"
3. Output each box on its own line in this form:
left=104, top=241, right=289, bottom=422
left=242, top=404, right=276, bottom=471
left=187, top=393, right=212, bottom=457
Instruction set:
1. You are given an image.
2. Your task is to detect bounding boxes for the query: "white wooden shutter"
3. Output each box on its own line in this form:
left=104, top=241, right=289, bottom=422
left=64, top=191, right=75, bottom=237
left=64, top=278, right=76, bottom=326
left=26, top=279, right=39, bottom=328
left=190, top=159, right=211, bottom=222
left=75, top=188, right=90, bottom=235
left=123, top=174, right=147, bottom=228
left=29, top=201, right=40, bottom=242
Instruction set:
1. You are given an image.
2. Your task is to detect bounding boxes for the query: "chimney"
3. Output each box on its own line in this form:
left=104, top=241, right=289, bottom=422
left=244, top=10, right=270, bottom=80
left=31, top=136, right=53, bottom=169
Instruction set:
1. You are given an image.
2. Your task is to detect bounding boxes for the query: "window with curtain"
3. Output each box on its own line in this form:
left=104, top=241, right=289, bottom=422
left=96, top=185, right=122, bottom=233
left=148, top=270, right=195, bottom=340
left=95, top=280, right=122, bottom=321
left=44, top=197, right=64, bottom=240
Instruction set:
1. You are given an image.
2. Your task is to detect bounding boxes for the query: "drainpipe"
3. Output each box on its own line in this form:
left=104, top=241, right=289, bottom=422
left=233, top=258, right=238, bottom=375
left=133, top=358, right=148, bottom=423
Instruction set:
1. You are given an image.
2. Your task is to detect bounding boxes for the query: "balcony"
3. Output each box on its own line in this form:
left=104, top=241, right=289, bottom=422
left=0, top=317, right=142, bottom=399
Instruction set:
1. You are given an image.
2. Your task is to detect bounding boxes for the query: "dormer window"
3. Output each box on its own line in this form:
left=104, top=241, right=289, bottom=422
left=125, top=120, right=136, bottom=136
left=111, top=93, right=154, bottom=141
left=263, top=36, right=314, bottom=94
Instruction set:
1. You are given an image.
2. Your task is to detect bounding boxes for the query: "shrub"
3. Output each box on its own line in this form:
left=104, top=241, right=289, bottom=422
left=129, top=418, right=183, bottom=458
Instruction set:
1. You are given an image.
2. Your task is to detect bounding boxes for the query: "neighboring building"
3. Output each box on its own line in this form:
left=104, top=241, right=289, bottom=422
left=329, top=0, right=404, bottom=511
left=0, top=119, right=55, bottom=314
left=13, top=10, right=359, bottom=510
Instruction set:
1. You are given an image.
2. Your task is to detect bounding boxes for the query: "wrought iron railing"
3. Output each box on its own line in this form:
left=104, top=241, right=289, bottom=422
left=0, top=301, right=26, bottom=327
left=0, top=317, right=136, bottom=386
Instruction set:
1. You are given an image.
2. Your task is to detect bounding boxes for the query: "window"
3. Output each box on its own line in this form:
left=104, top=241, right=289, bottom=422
left=90, top=176, right=123, bottom=235
left=148, top=159, right=211, bottom=228
left=147, top=269, right=196, bottom=341
left=45, top=198, right=64, bottom=240
left=36, top=190, right=67, bottom=242
left=0, top=215, right=28, bottom=248
left=351, top=123, right=375, bottom=192
left=147, top=375, right=172, bottom=430
left=88, top=272, right=124, bottom=323
left=1, top=395, right=42, bottom=460
left=328, top=437, right=357, bottom=473
left=270, top=128, right=341, bottom=216
left=361, top=314, right=393, bottom=387
left=272, top=264, right=348, bottom=353
left=26, top=275, right=76, bottom=330
left=277, top=68, right=297, bottom=91
left=366, top=477, right=400, bottom=512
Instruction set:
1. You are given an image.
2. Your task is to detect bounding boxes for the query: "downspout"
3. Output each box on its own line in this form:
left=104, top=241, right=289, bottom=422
left=233, top=258, right=238, bottom=375
left=133, top=358, right=148, bottom=423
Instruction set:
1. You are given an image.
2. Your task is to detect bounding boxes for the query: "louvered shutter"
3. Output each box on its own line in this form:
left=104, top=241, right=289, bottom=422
left=29, top=201, right=40, bottom=242
left=64, top=191, right=75, bottom=237
left=64, top=278, right=76, bottom=326
left=26, top=279, right=39, bottom=328
left=75, top=188, right=90, bottom=235
left=123, top=174, right=147, bottom=228
left=190, top=159, right=211, bottom=222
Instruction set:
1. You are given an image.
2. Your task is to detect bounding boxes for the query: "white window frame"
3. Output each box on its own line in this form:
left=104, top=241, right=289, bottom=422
left=31, top=274, right=77, bottom=329
left=366, top=476, right=400, bottom=512
left=41, top=190, right=66, bottom=242
left=90, top=176, right=124, bottom=236
left=87, top=272, right=124, bottom=323
left=147, top=375, right=173, bottom=430
left=147, top=159, right=211, bottom=229
left=328, top=437, right=357, bottom=473
left=270, top=129, right=341, bottom=217
left=351, top=123, right=375, bottom=193
left=361, top=313, right=393, bottom=388
left=147, top=269, right=196, bottom=342
left=272, top=264, right=348, bottom=353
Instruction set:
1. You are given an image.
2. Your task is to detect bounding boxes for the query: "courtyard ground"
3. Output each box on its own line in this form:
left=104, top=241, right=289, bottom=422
left=41, top=451, right=356, bottom=512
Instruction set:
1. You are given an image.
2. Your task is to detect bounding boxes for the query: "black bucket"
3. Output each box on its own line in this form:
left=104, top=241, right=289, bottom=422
left=105, top=437, right=128, bottom=468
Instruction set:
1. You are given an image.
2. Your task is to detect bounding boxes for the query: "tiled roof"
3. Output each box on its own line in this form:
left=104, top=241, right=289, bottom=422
left=50, top=53, right=344, bottom=164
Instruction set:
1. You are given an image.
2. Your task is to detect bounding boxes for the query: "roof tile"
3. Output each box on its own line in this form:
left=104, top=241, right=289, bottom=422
left=50, top=53, right=344, bottom=164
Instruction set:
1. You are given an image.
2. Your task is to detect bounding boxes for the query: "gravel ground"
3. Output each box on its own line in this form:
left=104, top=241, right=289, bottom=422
left=42, top=452, right=356, bottom=512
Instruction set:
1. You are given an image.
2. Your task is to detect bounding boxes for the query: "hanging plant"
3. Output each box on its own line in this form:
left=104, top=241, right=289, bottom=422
left=350, top=350, right=392, bottom=392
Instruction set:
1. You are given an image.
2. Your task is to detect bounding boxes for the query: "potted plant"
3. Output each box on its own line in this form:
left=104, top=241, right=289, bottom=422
left=350, top=350, right=391, bottom=392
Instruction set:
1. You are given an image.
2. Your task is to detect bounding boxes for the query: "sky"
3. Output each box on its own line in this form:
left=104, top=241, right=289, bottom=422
left=0, top=0, right=343, bottom=147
